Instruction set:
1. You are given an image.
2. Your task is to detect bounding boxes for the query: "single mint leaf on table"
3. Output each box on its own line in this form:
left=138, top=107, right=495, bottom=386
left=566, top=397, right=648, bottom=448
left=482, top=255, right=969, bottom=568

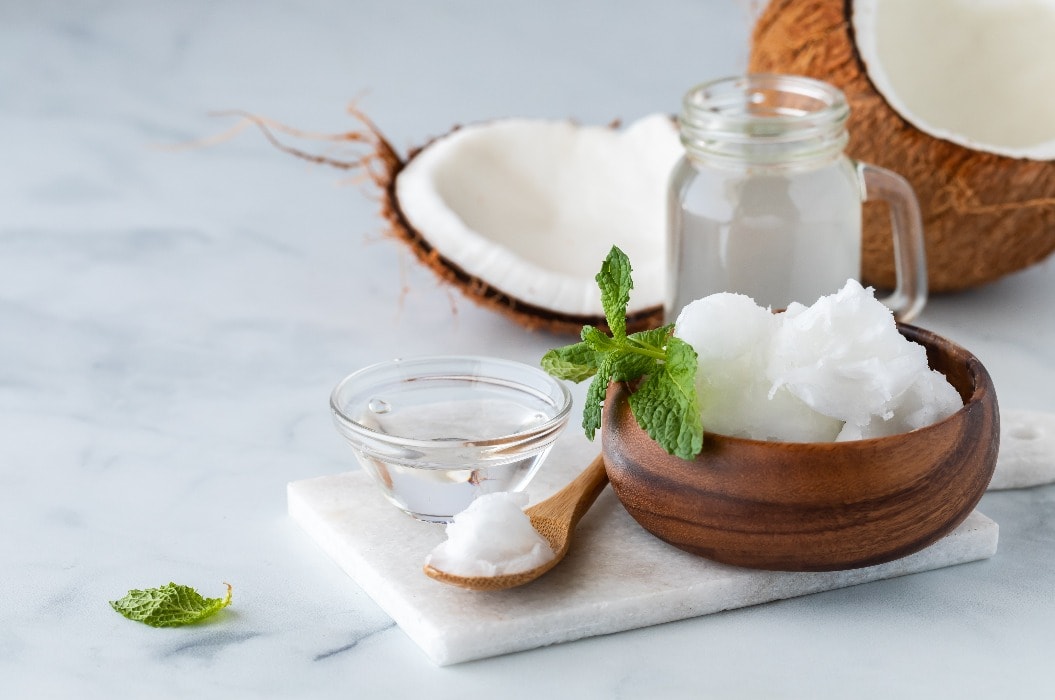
left=110, top=582, right=233, bottom=628
left=540, top=245, right=703, bottom=458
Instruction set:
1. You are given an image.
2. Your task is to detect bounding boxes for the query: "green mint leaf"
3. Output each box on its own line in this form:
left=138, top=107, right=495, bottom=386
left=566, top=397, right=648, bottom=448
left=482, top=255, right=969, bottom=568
left=596, top=246, right=633, bottom=339
left=110, top=582, right=233, bottom=628
left=607, top=349, right=657, bottom=383
left=582, top=355, right=617, bottom=441
left=581, top=325, right=621, bottom=353
left=541, top=343, right=600, bottom=382
left=540, top=249, right=705, bottom=458
left=582, top=348, right=661, bottom=441
left=627, top=337, right=702, bottom=459
left=607, top=326, right=673, bottom=385
left=627, top=325, right=675, bottom=352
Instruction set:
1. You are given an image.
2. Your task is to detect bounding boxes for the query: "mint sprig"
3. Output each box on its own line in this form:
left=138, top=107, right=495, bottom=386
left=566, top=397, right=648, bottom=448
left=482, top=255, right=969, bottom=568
left=541, top=246, right=703, bottom=459
left=110, top=582, right=233, bottom=628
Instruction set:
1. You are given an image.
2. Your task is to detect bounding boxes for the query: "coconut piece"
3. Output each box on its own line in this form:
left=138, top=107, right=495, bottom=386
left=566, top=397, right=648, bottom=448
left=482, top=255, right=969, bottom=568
left=394, top=116, right=679, bottom=325
left=385, top=115, right=681, bottom=334
left=750, top=0, right=1055, bottom=292
left=237, top=108, right=679, bottom=334
left=854, top=0, right=1055, bottom=159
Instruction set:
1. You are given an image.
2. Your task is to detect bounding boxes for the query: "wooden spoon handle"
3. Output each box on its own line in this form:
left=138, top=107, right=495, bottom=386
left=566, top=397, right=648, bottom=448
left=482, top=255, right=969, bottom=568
left=526, top=453, right=608, bottom=528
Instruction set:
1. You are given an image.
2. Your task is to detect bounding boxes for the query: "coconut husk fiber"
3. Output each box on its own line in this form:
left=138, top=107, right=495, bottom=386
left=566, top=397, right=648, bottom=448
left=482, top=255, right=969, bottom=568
left=750, top=0, right=1055, bottom=292
left=227, top=108, right=662, bottom=335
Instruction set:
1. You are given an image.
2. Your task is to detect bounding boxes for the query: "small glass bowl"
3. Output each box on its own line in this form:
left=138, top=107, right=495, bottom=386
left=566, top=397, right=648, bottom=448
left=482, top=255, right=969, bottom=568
left=330, top=355, right=573, bottom=522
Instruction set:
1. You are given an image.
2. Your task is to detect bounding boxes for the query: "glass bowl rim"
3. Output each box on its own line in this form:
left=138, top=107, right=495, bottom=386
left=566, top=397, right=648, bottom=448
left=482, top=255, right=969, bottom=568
left=329, top=354, right=573, bottom=449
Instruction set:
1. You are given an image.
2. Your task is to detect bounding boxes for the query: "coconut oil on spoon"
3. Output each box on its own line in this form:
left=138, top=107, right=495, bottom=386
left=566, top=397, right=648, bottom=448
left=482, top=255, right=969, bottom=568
left=423, top=454, right=609, bottom=591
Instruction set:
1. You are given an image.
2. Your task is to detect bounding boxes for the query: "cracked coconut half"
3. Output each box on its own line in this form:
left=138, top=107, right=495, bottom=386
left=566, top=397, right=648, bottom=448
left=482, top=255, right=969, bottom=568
left=386, top=115, right=682, bottom=334
left=233, top=109, right=682, bottom=334
left=751, top=0, right=1055, bottom=292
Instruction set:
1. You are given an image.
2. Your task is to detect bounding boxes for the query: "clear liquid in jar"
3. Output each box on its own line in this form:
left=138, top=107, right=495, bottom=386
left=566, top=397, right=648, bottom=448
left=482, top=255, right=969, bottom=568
left=666, top=157, right=862, bottom=322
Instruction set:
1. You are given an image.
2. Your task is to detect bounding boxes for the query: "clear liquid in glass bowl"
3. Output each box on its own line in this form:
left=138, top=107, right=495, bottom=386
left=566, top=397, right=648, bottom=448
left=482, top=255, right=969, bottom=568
left=331, top=356, right=573, bottom=522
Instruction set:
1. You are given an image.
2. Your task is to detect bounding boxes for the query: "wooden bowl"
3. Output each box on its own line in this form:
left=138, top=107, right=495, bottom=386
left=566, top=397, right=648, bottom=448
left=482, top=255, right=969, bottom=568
left=601, top=325, right=999, bottom=571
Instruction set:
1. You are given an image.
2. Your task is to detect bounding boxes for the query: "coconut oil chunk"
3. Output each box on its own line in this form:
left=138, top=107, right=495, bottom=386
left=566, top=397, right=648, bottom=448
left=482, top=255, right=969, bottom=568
left=674, top=279, right=964, bottom=442
left=425, top=492, right=555, bottom=577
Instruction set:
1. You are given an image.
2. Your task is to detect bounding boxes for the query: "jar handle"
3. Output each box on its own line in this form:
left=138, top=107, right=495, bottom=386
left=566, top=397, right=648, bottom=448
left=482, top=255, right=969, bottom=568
left=858, top=162, right=928, bottom=322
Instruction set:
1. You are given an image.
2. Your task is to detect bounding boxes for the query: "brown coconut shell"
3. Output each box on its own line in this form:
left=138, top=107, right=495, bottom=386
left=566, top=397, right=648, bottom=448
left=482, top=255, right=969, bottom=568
left=749, top=0, right=1055, bottom=292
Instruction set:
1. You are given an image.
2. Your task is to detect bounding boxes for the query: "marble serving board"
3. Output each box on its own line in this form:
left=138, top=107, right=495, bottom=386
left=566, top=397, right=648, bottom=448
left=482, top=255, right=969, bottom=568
left=288, top=435, right=999, bottom=666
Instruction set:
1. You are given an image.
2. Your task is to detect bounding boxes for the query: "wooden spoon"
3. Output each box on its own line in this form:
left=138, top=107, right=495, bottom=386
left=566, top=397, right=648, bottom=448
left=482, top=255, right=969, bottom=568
left=423, top=453, right=609, bottom=591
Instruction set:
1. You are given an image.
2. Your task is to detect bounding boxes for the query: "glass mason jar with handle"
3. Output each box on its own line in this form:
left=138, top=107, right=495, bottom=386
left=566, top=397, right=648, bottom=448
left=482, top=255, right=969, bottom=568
left=666, top=74, right=927, bottom=323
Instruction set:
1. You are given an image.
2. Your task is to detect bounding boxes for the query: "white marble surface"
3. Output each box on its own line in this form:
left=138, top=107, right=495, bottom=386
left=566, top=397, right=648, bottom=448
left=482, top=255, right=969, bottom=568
left=289, top=461, right=998, bottom=667
left=2, top=1, right=1054, bottom=697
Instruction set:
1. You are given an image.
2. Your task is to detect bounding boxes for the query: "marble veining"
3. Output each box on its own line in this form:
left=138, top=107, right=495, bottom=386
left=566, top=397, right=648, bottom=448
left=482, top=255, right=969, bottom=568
left=312, top=621, right=398, bottom=662
left=162, top=631, right=264, bottom=661
left=3, top=0, right=1054, bottom=698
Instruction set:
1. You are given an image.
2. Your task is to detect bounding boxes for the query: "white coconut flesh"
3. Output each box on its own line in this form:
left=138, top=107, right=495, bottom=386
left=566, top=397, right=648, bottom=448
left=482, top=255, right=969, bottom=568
left=853, top=0, right=1055, bottom=160
left=394, top=115, right=682, bottom=317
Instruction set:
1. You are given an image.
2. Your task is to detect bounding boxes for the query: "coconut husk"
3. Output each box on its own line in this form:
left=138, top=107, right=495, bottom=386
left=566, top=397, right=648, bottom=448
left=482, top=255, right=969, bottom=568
left=749, top=0, right=1055, bottom=292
